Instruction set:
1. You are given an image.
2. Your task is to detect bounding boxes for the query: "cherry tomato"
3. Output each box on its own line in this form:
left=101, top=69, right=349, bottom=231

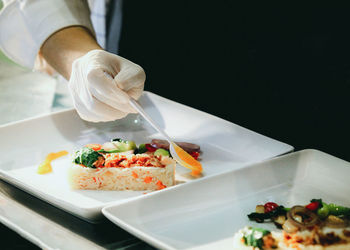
left=190, top=151, right=200, bottom=160
left=264, top=202, right=279, bottom=213
left=305, top=201, right=319, bottom=211
left=145, top=143, right=157, bottom=152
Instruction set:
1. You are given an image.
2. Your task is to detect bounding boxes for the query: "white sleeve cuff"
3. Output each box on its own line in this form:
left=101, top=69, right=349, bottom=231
left=0, top=0, right=94, bottom=68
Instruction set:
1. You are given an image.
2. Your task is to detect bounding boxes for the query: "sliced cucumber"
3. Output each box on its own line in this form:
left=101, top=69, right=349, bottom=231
left=154, top=148, right=170, bottom=157
left=111, top=139, right=137, bottom=152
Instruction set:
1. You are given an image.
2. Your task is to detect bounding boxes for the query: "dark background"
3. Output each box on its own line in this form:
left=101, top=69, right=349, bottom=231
left=118, top=1, right=350, bottom=161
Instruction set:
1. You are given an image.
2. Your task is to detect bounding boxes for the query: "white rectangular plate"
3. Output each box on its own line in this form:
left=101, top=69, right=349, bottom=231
left=0, top=91, right=292, bottom=222
left=102, top=149, right=350, bottom=250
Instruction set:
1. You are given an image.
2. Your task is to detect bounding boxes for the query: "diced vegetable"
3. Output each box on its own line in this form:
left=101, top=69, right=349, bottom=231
left=273, top=215, right=286, bottom=227
left=137, top=144, right=147, bottom=154
left=154, top=148, right=170, bottom=157
left=242, top=227, right=270, bottom=249
left=98, top=149, right=122, bottom=153
left=111, top=138, right=137, bottom=152
left=190, top=151, right=200, bottom=160
left=317, top=204, right=330, bottom=219
left=324, top=215, right=349, bottom=228
left=264, top=202, right=279, bottom=213
left=305, top=201, right=320, bottom=211
left=101, top=142, right=118, bottom=151
left=145, top=143, right=157, bottom=152
left=256, top=205, right=265, bottom=214
left=74, top=147, right=103, bottom=168
left=282, top=218, right=299, bottom=233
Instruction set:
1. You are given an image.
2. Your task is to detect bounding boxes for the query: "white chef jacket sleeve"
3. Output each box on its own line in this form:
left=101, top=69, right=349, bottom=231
left=0, top=0, right=95, bottom=69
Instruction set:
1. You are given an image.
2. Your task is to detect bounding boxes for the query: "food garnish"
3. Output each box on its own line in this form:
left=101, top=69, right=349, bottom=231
left=74, top=138, right=201, bottom=170
left=74, top=147, right=104, bottom=168
left=241, top=227, right=272, bottom=249
left=247, top=199, right=350, bottom=232
left=37, top=150, right=68, bottom=174
left=237, top=199, right=350, bottom=249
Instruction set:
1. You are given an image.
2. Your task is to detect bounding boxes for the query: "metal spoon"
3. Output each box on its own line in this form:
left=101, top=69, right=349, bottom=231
left=128, top=98, right=202, bottom=176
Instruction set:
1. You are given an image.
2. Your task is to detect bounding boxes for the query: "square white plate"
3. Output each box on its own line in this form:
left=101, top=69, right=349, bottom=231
left=0, top=91, right=292, bottom=222
left=102, top=149, right=350, bottom=250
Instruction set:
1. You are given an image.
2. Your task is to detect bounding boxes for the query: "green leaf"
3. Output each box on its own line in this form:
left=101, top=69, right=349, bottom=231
left=74, top=147, right=102, bottom=168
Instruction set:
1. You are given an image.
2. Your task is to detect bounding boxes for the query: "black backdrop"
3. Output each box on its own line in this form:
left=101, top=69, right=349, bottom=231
left=117, top=1, right=350, bottom=161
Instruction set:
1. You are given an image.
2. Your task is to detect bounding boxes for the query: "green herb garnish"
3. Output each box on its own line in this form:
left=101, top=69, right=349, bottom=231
left=74, top=147, right=102, bottom=168
left=242, top=227, right=270, bottom=249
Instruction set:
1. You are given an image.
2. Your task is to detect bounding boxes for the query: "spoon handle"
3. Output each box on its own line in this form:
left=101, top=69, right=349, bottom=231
left=129, top=98, right=173, bottom=143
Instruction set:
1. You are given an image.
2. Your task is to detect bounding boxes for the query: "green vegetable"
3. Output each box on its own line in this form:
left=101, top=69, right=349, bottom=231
left=136, top=144, right=147, bottom=154
left=327, top=203, right=350, bottom=217
left=97, top=149, right=122, bottom=153
left=311, top=199, right=350, bottom=219
left=154, top=148, right=170, bottom=157
left=110, top=138, right=137, bottom=152
left=74, top=147, right=102, bottom=168
left=316, top=203, right=328, bottom=219
left=242, top=227, right=270, bottom=249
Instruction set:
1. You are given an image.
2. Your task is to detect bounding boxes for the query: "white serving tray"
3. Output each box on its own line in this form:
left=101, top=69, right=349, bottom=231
left=0, top=91, right=292, bottom=222
left=102, top=149, right=350, bottom=250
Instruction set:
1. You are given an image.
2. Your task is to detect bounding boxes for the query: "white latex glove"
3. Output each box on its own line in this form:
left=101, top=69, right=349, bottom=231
left=68, top=49, right=145, bottom=122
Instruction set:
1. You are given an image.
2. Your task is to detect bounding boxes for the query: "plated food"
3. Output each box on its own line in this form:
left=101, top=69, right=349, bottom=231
left=68, top=138, right=201, bottom=191
left=234, top=199, right=350, bottom=249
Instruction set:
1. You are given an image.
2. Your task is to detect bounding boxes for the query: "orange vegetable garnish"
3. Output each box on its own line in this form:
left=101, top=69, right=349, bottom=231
left=37, top=150, right=69, bottom=174
left=85, top=144, right=102, bottom=151
left=156, top=180, right=166, bottom=190
left=173, top=143, right=202, bottom=176
left=132, top=171, right=138, bottom=178
left=144, top=176, right=153, bottom=183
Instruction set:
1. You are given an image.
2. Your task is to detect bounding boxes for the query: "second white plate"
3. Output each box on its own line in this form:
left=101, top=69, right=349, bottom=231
left=102, top=149, right=350, bottom=250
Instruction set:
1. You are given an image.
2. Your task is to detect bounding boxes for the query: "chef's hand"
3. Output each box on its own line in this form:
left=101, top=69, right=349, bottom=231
left=69, top=49, right=145, bottom=122
left=40, top=27, right=145, bottom=122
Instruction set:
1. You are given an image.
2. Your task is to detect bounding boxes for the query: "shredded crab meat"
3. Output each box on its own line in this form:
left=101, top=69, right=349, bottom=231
left=93, top=156, right=105, bottom=167
left=103, top=153, right=166, bottom=168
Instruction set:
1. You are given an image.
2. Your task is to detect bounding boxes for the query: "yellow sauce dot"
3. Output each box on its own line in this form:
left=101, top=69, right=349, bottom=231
left=37, top=150, right=68, bottom=175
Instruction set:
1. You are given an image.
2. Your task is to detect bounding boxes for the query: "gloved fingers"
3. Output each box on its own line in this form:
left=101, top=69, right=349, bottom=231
left=78, top=96, right=128, bottom=122
left=87, top=69, right=131, bottom=103
left=68, top=49, right=145, bottom=122
left=69, top=80, right=128, bottom=122
left=114, top=66, right=145, bottom=100
left=90, top=85, right=137, bottom=114
left=87, top=69, right=136, bottom=113
left=125, top=82, right=144, bottom=100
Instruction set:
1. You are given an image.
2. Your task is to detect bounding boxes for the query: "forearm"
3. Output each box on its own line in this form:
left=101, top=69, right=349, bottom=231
left=40, top=26, right=102, bottom=80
